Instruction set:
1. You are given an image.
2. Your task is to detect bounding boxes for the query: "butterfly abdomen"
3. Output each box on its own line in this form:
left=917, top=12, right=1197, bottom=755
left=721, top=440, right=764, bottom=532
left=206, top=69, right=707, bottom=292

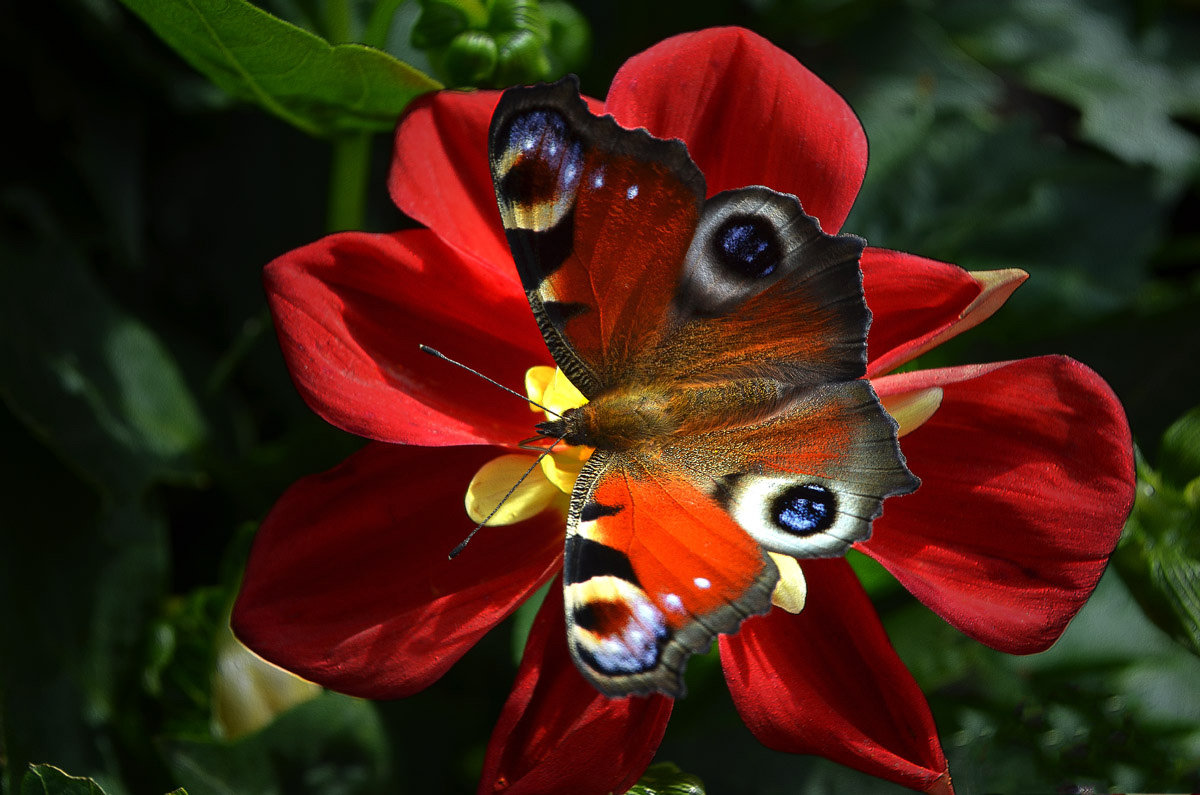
left=550, top=379, right=794, bottom=452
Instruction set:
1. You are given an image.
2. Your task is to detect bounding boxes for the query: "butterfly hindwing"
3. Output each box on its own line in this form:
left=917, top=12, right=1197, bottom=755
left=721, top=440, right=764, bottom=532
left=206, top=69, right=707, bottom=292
left=563, top=451, right=779, bottom=697
left=679, top=379, right=919, bottom=558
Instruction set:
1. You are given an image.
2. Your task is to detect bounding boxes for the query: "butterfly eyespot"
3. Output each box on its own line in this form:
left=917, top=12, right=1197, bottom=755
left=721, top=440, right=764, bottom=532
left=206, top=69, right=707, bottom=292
left=506, top=108, right=567, bottom=153
left=771, top=484, right=836, bottom=536
left=497, top=109, right=583, bottom=210
left=713, top=214, right=781, bottom=279
left=569, top=582, right=669, bottom=675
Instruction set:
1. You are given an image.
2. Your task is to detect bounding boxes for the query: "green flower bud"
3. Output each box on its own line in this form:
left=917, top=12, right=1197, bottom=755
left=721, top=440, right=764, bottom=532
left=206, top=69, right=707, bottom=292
left=413, top=0, right=588, bottom=88
left=491, top=0, right=549, bottom=41
left=443, top=30, right=500, bottom=87
left=495, top=28, right=552, bottom=86
left=541, top=0, right=590, bottom=73
left=411, top=0, right=483, bottom=49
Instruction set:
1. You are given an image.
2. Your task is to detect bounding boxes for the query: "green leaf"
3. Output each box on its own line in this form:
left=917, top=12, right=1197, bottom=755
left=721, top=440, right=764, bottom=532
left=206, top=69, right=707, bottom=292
left=627, top=762, right=706, bottom=795
left=1159, top=405, right=1200, bottom=488
left=945, top=0, right=1200, bottom=177
left=161, top=692, right=388, bottom=795
left=116, top=0, right=441, bottom=137
left=20, top=766, right=108, bottom=795
left=19, top=765, right=185, bottom=795
left=0, top=196, right=206, bottom=497
left=1114, top=408, right=1200, bottom=658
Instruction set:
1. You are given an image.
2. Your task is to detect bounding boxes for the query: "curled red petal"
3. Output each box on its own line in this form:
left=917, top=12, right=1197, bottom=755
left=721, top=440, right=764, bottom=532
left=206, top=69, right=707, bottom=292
left=720, top=558, right=951, bottom=793
left=605, top=27, right=867, bottom=233
left=265, top=229, right=550, bottom=446
left=479, top=587, right=672, bottom=795
left=867, top=357, right=1135, bottom=653
left=389, top=89, right=512, bottom=270
left=232, top=442, right=563, bottom=699
left=862, top=248, right=1027, bottom=377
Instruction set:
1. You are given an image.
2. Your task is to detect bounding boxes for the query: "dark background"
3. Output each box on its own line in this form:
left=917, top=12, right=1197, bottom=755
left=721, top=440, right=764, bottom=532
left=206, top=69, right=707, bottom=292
left=2, top=0, right=1199, bottom=792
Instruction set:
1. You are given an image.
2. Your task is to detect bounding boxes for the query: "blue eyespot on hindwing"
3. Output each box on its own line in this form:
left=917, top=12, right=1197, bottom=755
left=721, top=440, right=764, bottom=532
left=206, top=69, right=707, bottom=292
left=771, top=483, right=836, bottom=536
left=713, top=214, right=781, bottom=279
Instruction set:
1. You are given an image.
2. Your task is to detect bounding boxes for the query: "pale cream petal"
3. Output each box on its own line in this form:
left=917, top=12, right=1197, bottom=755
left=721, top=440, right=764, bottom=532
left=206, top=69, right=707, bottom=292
left=542, top=368, right=589, bottom=416
left=466, top=453, right=560, bottom=525
left=212, top=624, right=319, bottom=739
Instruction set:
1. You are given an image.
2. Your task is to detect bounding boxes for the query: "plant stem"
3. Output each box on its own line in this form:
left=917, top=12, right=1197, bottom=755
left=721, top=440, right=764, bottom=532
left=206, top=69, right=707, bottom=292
left=326, top=132, right=372, bottom=232
left=324, top=0, right=368, bottom=233
left=324, top=0, right=353, bottom=44
left=364, top=0, right=407, bottom=50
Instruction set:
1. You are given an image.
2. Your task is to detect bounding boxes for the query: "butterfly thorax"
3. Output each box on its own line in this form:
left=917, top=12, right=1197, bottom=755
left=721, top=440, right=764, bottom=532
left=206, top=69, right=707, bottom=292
left=538, top=378, right=794, bottom=452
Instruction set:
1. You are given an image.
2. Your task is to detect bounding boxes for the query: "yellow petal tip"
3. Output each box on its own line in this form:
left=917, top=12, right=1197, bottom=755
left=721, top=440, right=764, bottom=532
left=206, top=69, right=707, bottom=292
left=881, top=387, right=944, bottom=438
left=769, top=553, right=807, bottom=614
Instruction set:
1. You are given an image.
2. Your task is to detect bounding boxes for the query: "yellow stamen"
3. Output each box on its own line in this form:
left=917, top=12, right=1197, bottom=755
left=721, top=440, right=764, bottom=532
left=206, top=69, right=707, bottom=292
left=465, top=368, right=591, bottom=526
left=540, top=444, right=591, bottom=493
left=536, top=366, right=589, bottom=417
left=524, top=366, right=555, bottom=413
left=769, top=553, right=807, bottom=613
left=880, top=387, right=944, bottom=438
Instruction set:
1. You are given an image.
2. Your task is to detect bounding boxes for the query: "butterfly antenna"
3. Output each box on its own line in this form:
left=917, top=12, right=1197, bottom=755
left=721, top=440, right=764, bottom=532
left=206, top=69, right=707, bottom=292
left=419, top=344, right=562, bottom=418
left=449, top=436, right=566, bottom=560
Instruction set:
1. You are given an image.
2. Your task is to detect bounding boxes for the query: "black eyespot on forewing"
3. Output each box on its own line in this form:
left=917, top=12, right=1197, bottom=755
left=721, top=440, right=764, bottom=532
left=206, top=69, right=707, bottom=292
left=543, top=300, right=589, bottom=327
left=712, top=213, right=781, bottom=279
left=580, top=500, right=622, bottom=523
left=771, top=484, right=836, bottom=536
left=564, top=534, right=638, bottom=586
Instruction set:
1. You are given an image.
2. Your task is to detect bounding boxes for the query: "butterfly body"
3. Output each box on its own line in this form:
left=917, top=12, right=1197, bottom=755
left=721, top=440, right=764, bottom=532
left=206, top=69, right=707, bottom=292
left=488, top=77, right=918, bottom=698
left=539, top=377, right=794, bottom=450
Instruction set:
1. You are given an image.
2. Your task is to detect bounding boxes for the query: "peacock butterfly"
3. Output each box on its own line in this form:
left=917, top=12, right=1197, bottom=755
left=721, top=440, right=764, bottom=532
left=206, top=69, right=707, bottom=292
left=487, top=76, right=918, bottom=698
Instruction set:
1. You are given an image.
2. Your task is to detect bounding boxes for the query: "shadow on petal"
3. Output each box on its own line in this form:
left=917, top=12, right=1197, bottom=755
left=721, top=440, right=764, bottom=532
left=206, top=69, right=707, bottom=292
left=720, top=558, right=950, bottom=793
left=233, top=442, right=564, bottom=699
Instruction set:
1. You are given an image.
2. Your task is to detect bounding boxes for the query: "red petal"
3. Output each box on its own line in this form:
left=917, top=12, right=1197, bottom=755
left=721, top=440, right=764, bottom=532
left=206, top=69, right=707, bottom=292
left=479, top=587, right=672, bottom=795
left=721, top=559, right=951, bottom=793
left=862, top=248, right=1027, bottom=377
left=389, top=89, right=512, bottom=269
left=605, top=27, right=867, bottom=234
left=232, top=442, right=563, bottom=698
left=867, top=357, right=1135, bottom=653
left=265, top=229, right=550, bottom=446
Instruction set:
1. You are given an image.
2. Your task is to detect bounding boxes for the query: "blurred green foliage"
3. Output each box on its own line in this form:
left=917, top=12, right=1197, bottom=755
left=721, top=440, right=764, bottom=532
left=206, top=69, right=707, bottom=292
left=2, top=0, right=1198, bottom=793
left=1115, top=408, right=1200, bottom=657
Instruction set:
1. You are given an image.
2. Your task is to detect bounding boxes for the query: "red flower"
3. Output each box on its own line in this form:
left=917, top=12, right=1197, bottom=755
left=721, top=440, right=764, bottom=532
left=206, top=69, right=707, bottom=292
left=233, top=27, right=1135, bottom=795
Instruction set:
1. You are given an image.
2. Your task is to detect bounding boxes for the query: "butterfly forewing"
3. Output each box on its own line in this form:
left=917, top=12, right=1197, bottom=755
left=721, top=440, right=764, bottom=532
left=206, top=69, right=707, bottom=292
left=489, top=77, right=705, bottom=396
